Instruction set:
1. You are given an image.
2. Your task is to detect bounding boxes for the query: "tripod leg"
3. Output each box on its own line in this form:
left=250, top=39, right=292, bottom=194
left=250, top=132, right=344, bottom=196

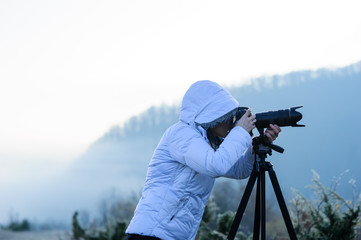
left=268, top=166, right=297, bottom=240
left=253, top=175, right=260, bottom=240
left=260, top=167, right=266, bottom=240
left=227, top=169, right=258, bottom=240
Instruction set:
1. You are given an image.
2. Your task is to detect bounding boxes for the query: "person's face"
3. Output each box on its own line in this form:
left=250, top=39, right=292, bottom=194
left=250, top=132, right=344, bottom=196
left=210, top=121, right=233, bottom=138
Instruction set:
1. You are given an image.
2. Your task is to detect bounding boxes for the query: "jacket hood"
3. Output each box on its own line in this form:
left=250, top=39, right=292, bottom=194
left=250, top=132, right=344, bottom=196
left=179, top=80, right=239, bottom=129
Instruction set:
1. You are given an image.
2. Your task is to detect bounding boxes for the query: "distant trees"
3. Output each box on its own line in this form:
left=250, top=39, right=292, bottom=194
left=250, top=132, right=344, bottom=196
left=94, top=104, right=180, bottom=145
left=3, top=219, right=30, bottom=232
left=1, top=212, right=31, bottom=232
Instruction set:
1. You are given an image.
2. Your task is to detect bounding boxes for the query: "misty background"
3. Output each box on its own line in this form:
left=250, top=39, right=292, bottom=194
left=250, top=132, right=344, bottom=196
left=1, top=0, right=361, bottom=231
left=1, top=61, right=360, bottom=228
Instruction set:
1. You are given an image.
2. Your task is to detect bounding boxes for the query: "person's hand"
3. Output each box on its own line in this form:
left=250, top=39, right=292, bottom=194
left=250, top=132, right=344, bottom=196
left=235, top=109, right=256, bottom=133
left=265, top=124, right=281, bottom=143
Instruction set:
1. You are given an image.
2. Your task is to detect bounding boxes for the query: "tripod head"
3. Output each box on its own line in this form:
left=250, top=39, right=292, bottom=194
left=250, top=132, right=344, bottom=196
left=253, top=127, right=284, bottom=157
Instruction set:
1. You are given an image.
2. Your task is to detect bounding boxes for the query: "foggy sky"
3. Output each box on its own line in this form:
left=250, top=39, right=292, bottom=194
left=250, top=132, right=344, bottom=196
left=1, top=0, right=361, bottom=186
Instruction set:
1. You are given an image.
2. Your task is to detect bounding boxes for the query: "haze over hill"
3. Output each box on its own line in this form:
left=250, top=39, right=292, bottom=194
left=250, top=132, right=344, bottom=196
left=1, top=61, right=360, bottom=227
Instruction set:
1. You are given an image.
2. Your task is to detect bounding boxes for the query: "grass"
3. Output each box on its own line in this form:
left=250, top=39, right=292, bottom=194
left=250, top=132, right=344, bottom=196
left=0, top=230, right=70, bottom=240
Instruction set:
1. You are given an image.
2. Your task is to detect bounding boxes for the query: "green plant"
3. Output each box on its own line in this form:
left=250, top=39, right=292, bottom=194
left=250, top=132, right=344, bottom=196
left=196, top=200, right=247, bottom=240
left=6, top=219, right=30, bottom=232
left=1, top=211, right=31, bottom=232
left=291, top=171, right=361, bottom=240
left=71, top=211, right=127, bottom=240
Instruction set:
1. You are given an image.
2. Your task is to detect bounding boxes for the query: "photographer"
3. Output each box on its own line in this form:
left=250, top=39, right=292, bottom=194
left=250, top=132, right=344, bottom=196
left=126, top=80, right=281, bottom=240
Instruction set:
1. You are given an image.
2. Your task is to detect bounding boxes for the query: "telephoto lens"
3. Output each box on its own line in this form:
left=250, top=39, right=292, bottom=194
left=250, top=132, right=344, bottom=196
left=235, top=106, right=304, bottom=129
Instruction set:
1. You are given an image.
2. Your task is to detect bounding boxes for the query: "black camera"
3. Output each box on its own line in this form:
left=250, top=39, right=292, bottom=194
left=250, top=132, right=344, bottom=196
left=235, top=106, right=304, bottom=129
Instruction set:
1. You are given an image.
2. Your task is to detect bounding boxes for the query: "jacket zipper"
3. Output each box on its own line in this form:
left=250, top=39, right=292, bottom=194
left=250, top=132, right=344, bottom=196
left=169, top=198, right=189, bottom=222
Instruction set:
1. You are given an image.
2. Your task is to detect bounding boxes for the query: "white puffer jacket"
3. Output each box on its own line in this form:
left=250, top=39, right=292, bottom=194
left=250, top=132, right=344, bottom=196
left=126, top=80, right=254, bottom=240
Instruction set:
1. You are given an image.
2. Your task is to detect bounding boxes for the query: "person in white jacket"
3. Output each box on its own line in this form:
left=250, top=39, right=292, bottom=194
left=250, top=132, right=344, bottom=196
left=126, top=80, right=281, bottom=240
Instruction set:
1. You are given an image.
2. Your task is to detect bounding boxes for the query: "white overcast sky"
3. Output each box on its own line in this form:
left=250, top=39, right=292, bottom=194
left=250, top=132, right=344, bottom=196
left=0, top=0, right=361, bottom=176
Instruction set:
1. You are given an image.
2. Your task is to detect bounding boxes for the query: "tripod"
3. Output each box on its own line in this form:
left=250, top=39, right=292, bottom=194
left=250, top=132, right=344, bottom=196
left=227, top=132, right=297, bottom=240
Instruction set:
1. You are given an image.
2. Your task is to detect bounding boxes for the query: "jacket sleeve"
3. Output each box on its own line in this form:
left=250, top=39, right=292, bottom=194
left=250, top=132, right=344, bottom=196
left=168, top=124, right=254, bottom=179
